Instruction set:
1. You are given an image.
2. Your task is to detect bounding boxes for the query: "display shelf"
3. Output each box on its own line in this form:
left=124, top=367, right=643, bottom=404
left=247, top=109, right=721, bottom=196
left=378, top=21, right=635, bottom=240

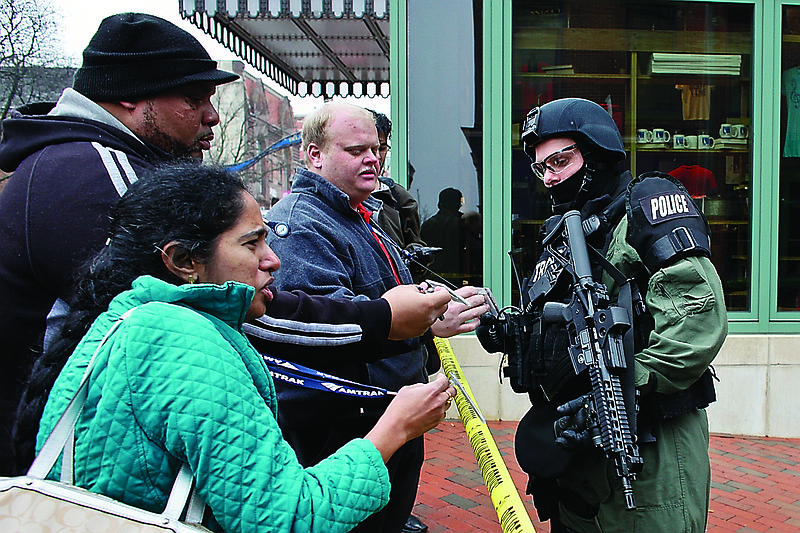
left=514, top=73, right=630, bottom=80
left=707, top=220, right=750, bottom=226
left=515, top=28, right=751, bottom=54
left=634, top=147, right=749, bottom=153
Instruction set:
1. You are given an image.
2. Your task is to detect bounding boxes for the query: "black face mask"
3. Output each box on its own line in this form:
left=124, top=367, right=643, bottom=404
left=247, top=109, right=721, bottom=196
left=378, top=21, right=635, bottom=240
left=548, top=161, right=621, bottom=215
left=548, top=166, right=587, bottom=213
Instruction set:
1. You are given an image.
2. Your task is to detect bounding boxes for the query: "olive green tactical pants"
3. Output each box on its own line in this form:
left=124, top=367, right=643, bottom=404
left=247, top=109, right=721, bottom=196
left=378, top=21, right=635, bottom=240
left=559, top=408, right=710, bottom=533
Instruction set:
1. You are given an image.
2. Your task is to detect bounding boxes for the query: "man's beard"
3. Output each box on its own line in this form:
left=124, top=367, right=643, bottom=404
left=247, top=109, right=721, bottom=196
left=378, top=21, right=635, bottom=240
left=141, top=103, right=201, bottom=160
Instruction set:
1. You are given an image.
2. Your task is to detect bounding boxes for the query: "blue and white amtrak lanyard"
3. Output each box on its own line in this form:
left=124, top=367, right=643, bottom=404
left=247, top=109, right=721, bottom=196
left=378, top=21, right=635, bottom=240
left=260, top=211, right=406, bottom=399
left=261, top=353, right=397, bottom=398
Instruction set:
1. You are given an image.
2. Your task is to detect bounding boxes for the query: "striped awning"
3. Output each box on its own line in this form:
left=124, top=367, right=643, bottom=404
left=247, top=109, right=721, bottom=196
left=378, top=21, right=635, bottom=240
left=180, top=0, right=390, bottom=99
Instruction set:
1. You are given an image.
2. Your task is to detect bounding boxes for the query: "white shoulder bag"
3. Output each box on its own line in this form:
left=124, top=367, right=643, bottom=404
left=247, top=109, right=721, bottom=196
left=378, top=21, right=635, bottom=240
left=0, top=308, right=211, bottom=532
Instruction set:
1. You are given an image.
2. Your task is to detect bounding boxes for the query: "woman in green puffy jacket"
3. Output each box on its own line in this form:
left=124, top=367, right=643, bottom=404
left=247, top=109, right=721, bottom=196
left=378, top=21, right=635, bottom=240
left=15, top=163, right=456, bottom=533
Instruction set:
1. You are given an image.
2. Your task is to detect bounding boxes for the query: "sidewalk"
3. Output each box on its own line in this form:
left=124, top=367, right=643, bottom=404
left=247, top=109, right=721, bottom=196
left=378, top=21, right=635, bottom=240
left=414, top=420, right=800, bottom=532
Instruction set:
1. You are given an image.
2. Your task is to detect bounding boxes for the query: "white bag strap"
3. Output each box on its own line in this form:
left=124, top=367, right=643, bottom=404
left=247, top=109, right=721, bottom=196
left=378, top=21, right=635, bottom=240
left=185, top=479, right=207, bottom=524
left=26, top=306, right=204, bottom=524
left=164, top=463, right=202, bottom=521
left=28, top=308, right=135, bottom=480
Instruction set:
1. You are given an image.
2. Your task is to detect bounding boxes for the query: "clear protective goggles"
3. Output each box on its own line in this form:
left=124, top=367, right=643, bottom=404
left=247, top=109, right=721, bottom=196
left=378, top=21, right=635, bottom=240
left=530, top=143, right=580, bottom=180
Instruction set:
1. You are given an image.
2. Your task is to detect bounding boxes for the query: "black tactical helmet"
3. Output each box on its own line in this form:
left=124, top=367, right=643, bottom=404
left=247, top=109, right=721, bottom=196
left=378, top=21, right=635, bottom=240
left=521, top=98, right=626, bottom=164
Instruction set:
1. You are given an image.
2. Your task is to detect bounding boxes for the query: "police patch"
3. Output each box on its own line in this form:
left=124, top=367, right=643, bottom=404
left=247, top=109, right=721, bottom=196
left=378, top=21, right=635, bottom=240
left=626, top=171, right=711, bottom=272
left=639, top=190, right=700, bottom=225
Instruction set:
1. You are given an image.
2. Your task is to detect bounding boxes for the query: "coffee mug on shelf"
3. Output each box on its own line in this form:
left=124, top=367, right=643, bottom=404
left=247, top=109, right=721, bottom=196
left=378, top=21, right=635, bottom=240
left=652, top=128, right=671, bottom=143
left=734, top=125, right=749, bottom=139
left=637, top=129, right=653, bottom=143
left=685, top=135, right=698, bottom=149
left=672, top=134, right=686, bottom=149
left=719, top=124, right=734, bottom=138
left=698, top=134, right=715, bottom=149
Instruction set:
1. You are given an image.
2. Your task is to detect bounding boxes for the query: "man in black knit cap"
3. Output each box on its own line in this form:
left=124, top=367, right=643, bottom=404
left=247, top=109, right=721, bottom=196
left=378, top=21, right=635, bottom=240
left=0, top=12, right=238, bottom=474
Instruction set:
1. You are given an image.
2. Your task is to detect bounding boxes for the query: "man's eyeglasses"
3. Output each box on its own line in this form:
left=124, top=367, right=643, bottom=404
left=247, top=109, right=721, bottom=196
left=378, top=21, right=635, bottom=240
left=530, top=144, right=580, bottom=180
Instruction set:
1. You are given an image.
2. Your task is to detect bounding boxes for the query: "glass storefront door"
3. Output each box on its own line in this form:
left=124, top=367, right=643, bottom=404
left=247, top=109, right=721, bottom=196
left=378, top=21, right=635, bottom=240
left=779, top=5, right=800, bottom=311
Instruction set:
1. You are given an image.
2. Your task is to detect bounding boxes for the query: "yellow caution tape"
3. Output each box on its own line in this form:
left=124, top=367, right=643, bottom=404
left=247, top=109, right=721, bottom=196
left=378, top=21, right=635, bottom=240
left=434, top=337, right=536, bottom=533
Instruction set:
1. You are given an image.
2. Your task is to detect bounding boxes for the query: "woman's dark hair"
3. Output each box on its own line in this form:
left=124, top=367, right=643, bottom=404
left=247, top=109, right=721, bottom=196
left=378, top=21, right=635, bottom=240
left=12, top=162, right=247, bottom=471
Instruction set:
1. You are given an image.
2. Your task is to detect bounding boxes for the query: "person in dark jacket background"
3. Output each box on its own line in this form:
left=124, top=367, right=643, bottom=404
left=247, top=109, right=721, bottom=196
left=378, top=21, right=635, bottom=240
left=370, top=112, right=425, bottom=251
left=369, top=111, right=435, bottom=290
left=0, top=12, right=240, bottom=475
left=420, top=187, right=465, bottom=283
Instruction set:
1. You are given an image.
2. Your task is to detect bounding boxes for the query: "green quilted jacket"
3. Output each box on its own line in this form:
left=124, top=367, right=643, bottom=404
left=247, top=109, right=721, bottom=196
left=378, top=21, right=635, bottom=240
left=37, top=275, right=390, bottom=533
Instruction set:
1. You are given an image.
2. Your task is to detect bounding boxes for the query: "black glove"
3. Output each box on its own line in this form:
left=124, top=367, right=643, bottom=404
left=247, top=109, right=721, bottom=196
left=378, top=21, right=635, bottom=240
left=553, top=394, right=598, bottom=450
left=476, top=313, right=504, bottom=353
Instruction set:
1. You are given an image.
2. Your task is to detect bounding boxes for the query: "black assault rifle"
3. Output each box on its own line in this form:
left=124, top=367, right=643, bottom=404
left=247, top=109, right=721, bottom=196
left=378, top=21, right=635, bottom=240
left=542, top=210, right=643, bottom=510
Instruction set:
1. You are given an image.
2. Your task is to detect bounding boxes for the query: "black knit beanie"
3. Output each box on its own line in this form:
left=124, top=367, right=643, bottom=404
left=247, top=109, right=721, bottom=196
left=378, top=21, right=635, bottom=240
left=72, top=12, right=239, bottom=101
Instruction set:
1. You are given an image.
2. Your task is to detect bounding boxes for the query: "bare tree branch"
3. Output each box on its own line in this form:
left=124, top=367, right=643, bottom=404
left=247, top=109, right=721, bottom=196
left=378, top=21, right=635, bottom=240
left=1, top=0, right=67, bottom=120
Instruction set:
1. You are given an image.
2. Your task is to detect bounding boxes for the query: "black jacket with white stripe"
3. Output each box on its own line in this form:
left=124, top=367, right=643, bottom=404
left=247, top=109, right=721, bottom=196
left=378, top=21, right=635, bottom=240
left=246, top=288, right=398, bottom=364
left=0, top=93, right=172, bottom=472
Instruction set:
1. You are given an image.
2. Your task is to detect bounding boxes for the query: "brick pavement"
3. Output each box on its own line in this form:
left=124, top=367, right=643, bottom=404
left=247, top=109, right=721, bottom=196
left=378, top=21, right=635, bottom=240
left=413, top=420, right=800, bottom=533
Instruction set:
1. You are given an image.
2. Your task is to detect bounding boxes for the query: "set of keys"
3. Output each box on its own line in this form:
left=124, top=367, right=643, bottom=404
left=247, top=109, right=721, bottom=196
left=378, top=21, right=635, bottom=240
left=418, top=279, right=500, bottom=319
left=418, top=280, right=469, bottom=320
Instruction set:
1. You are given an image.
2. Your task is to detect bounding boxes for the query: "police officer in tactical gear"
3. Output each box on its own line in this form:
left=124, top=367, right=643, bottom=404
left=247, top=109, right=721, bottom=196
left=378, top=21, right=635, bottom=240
left=477, top=98, right=728, bottom=533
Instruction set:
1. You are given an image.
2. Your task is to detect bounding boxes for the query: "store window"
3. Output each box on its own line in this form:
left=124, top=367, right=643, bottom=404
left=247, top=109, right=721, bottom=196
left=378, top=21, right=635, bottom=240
left=511, top=0, right=754, bottom=311
left=779, top=6, right=800, bottom=311
left=407, top=0, right=483, bottom=288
